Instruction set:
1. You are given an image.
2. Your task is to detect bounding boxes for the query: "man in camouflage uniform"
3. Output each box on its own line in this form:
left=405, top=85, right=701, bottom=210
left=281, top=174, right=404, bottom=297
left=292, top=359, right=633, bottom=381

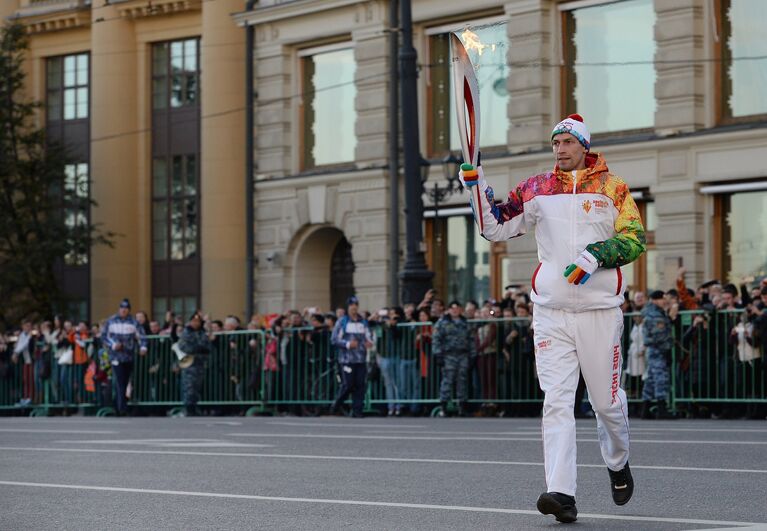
left=641, top=290, right=674, bottom=419
left=432, top=301, right=475, bottom=416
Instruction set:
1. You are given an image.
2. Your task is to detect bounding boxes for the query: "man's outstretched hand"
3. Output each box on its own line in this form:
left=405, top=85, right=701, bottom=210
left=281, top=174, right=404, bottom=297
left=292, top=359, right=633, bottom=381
left=564, top=251, right=599, bottom=285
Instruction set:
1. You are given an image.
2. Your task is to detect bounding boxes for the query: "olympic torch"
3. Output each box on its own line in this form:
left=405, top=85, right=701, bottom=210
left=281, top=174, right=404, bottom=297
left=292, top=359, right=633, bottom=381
left=450, top=32, right=483, bottom=231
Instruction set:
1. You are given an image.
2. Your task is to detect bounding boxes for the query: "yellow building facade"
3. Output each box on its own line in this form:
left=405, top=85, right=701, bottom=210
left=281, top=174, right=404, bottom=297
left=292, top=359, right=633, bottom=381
left=9, top=0, right=247, bottom=322
left=7, top=0, right=767, bottom=321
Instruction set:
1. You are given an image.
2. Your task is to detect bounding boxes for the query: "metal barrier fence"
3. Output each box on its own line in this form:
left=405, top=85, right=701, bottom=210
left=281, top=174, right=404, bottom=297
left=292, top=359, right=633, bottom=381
left=0, top=309, right=764, bottom=416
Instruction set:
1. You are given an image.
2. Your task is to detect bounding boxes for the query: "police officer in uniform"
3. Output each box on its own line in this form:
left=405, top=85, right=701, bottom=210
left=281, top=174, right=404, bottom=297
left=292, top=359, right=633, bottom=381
left=178, top=312, right=212, bottom=416
left=432, top=301, right=475, bottom=417
left=641, top=291, right=674, bottom=419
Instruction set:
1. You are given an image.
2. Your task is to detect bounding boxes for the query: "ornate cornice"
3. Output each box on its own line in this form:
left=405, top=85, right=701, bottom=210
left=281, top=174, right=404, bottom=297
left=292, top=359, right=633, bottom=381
left=13, top=1, right=90, bottom=34
left=20, top=11, right=91, bottom=35
left=113, top=0, right=201, bottom=19
left=233, top=0, right=363, bottom=27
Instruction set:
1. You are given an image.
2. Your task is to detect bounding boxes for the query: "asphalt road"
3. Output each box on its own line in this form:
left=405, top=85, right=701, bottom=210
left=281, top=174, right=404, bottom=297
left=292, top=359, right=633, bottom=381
left=1, top=415, right=766, bottom=530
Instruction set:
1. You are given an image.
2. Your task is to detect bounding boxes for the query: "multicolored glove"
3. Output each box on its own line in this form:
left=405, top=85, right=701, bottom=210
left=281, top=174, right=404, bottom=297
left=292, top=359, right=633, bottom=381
left=564, top=250, right=599, bottom=285
left=459, top=163, right=481, bottom=187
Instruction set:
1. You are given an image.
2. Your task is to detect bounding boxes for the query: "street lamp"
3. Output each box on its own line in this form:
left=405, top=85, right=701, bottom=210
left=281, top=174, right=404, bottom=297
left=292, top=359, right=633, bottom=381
left=424, top=152, right=463, bottom=218
left=442, top=152, right=462, bottom=183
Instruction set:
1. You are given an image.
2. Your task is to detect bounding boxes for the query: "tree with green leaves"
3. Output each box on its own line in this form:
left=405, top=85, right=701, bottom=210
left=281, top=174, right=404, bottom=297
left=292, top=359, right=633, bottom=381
left=0, top=22, right=114, bottom=329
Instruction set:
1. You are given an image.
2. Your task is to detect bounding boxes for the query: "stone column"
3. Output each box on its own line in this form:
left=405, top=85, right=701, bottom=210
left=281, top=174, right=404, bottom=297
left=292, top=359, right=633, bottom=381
left=652, top=150, right=705, bottom=289
left=505, top=0, right=556, bottom=154
left=254, top=32, right=291, bottom=178
left=654, top=0, right=706, bottom=134
left=200, top=0, right=246, bottom=318
left=351, top=4, right=392, bottom=305
left=352, top=8, right=389, bottom=166
left=90, top=0, right=140, bottom=318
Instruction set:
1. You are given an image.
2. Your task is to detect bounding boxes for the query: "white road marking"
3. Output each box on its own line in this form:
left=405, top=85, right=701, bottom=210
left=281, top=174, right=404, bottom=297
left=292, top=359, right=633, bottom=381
left=626, top=427, right=767, bottom=433
left=363, top=430, right=544, bottom=436
left=267, top=421, right=426, bottom=429
left=227, top=432, right=767, bottom=445
left=2, top=446, right=766, bottom=474
left=48, top=439, right=273, bottom=448
left=365, top=428, right=767, bottom=435
left=191, top=421, right=243, bottom=426
left=0, top=480, right=761, bottom=527
left=0, top=419, right=128, bottom=424
left=0, top=429, right=118, bottom=434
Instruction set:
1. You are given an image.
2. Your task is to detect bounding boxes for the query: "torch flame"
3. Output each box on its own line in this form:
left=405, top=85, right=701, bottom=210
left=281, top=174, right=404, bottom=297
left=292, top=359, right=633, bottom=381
left=460, top=28, right=487, bottom=56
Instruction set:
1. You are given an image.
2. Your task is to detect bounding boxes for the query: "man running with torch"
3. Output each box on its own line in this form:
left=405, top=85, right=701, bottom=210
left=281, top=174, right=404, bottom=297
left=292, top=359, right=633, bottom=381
left=459, top=112, right=645, bottom=523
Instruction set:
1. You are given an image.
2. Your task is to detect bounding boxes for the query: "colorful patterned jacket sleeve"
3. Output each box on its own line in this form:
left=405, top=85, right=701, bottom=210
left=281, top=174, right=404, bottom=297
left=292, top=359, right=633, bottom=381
left=468, top=175, right=536, bottom=242
left=585, top=178, right=646, bottom=268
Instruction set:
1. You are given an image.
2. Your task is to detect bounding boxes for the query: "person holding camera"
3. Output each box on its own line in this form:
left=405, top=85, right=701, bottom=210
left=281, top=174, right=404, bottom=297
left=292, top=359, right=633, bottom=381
left=12, top=320, right=35, bottom=407
left=330, top=296, right=374, bottom=418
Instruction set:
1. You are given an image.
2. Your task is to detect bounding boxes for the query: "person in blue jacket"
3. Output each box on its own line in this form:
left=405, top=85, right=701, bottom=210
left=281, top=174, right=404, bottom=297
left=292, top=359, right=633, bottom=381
left=330, top=296, right=373, bottom=418
left=103, top=298, right=147, bottom=415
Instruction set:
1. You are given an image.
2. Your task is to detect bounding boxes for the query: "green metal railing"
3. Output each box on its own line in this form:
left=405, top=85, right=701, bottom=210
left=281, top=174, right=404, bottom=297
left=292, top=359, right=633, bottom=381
left=1, top=310, right=763, bottom=416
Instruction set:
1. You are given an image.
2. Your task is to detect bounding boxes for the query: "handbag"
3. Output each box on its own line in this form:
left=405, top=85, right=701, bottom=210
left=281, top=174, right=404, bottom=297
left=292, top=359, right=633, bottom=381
left=736, top=322, right=761, bottom=363
left=57, top=347, right=73, bottom=366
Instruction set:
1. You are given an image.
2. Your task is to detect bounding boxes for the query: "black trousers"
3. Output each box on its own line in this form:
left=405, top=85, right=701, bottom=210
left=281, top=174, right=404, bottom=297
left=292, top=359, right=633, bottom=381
left=333, top=363, right=367, bottom=415
left=112, top=361, right=133, bottom=413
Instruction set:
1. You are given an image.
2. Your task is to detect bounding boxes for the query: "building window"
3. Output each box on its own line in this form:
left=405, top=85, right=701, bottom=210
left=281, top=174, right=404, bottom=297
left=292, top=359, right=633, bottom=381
left=428, top=18, right=509, bottom=157
left=152, top=39, right=199, bottom=110
left=63, top=163, right=89, bottom=266
left=561, top=0, right=656, bottom=134
left=426, top=215, right=491, bottom=304
left=720, top=190, right=767, bottom=284
left=300, top=44, right=356, bottom=169
left=153, top=296, right=198, bottom=323
left=718, top=0, right=767, bottom=121
left=152, top=38, right=201, bottom=314
left=62, top=300, right=88, bottom=325
left=152, top=155, right=198, bottom=261
left=47, top=53, right=89, bottom=121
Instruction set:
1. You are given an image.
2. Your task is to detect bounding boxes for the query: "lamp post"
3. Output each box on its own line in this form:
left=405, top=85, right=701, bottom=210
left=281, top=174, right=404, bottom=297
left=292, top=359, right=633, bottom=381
left=398, top=0, right=433, bottom=304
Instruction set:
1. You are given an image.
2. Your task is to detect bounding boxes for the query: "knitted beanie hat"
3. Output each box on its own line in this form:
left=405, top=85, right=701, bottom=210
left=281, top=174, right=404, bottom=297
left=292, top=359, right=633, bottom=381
left=551, top=113, right=590, bottom=151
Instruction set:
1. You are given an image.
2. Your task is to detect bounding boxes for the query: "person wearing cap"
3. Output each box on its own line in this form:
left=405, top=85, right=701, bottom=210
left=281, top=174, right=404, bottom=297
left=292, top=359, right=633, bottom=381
left=460, top=114, right=644, bottom=522
left=103, top=298, right=147, bottom=415
left=432, top=300, right=475, bottom=417
left=330, top=296, right=374, bottom=417
left=177, top=312, right=212, bottom=416
left=640, top=291, right=674, bottom=420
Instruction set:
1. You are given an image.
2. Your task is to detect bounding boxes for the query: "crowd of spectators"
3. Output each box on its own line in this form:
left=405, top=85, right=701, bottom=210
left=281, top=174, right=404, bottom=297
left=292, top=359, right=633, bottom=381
left=0, top=272, right=765, bottom=418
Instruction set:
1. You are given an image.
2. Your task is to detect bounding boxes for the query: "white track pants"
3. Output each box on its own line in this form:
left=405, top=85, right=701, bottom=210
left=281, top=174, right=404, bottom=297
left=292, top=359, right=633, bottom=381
left=533, top=305, right=630, bottom=497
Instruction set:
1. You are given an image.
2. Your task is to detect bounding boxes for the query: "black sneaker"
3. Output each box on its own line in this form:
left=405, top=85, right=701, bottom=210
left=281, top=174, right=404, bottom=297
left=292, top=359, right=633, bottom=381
left=536, top=492, right=577, bottom=523
left=608, top=463, right=634, bottom=505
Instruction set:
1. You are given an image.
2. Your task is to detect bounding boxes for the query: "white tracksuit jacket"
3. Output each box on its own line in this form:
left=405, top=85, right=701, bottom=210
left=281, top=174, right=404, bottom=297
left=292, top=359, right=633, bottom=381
left=467, top=152, right=646, bottom=497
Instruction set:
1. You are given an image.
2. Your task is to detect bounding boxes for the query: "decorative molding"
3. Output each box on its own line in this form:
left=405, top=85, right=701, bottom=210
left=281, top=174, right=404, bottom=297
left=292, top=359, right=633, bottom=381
left=14, top=1, right=91, bottom=34
left=114, top=0, right=201, bottom=20
left=233, top=0, right=362, bottom=27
